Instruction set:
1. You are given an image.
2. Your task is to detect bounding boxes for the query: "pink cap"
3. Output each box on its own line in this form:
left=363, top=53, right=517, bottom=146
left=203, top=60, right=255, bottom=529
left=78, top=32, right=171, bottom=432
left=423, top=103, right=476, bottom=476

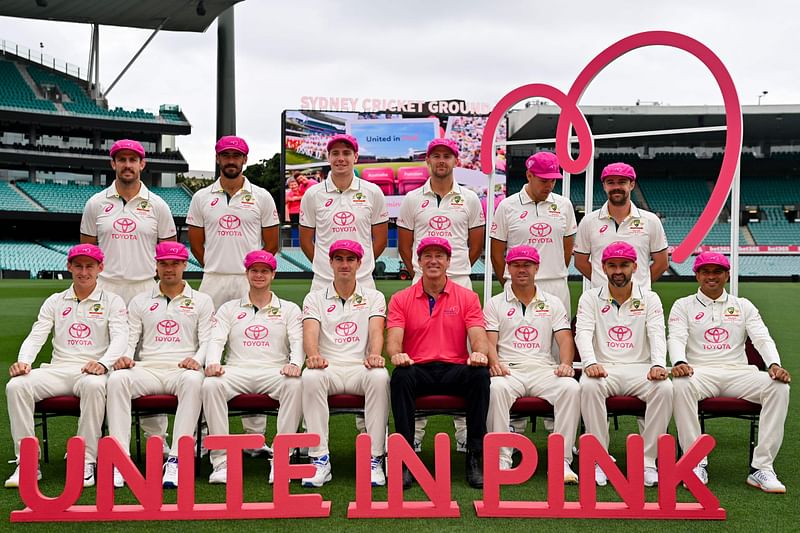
left=67, top=243, right=104, bottom=263
left=525, top=152, right=562, bottom=180
left=506, top=245, right=540, bottom=264
left=244, top=250, right=277, bottom=271
left=155, top=242, right=189, bottom=261
left=110, top=139, right=145, bottom=159
left=600, top=162, right=636, bottom=181
left=601, top=241, right=637, bottom=263
left=215, top=135, right=249, bottom=155
left=416, top=236, right=452, bottom=257
left=329, top=239, right=364, bottom=259
left=426, top=138, right=459, bottom=157
left=693, top=252, right=730, bottom=272
left=326, top=134, right=359, bottom=153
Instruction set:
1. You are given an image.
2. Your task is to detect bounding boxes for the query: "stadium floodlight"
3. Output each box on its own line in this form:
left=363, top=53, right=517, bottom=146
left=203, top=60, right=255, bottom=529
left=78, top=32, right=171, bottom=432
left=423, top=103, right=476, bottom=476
left=758, top=91, right=768, bottom=105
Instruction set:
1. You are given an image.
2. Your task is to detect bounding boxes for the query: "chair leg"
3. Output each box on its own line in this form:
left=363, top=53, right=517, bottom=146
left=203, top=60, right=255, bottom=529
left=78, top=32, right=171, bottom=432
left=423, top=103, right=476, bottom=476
left=749, top=416, right=758, bottom=466
left=41, top=413, right=49, bottom=464
left=135, top=413, right=142, bottom=462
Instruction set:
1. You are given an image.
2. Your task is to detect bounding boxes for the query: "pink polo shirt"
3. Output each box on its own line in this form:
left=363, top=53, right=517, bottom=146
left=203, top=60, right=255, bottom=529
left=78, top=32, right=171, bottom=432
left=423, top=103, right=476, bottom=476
left=387, top=278, right=484, bottom=364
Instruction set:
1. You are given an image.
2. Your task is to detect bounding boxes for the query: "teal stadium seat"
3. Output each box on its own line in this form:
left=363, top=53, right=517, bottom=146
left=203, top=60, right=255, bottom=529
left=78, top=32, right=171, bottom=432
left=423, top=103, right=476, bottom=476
left=17, top=182, right=102, bottom=214
left=0, top=182, right=42, bottom=212
left=0, top=60, right=56, bottom=112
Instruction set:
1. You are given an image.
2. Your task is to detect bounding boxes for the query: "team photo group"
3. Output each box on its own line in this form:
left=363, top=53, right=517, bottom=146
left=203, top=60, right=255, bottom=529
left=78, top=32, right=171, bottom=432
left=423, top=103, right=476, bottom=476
left=5, top=132, right=791, bottom=497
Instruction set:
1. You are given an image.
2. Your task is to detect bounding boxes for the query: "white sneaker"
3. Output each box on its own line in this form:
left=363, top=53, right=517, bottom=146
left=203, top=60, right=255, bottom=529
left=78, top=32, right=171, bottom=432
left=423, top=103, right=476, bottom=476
left=692, top=465, right=708, bottom=485
left=244, top=443, right=273, bottom=458
left=268, top=458, right=274, bottom=484
left=644, top=466, right=659, bottom=487
left=209, top=464, right=227, bottom=484
left=564, top=461, right=578, bottom=485
left=595, top=464, right=607, bottom=486
left=413, top=440, right=422, bottom=453
left=370, top=456, right=386, bottom=487
left=747, top=469, right=786, bottom=493
left=113, top=467, right=125, bottom=488
left=5, top=464, right=42, bottom=488
left=456, top=440, right=467, bottom=453
left=162, top=457, right=179, bottom=488
left=301, top=455, right=332, bottom=487
left=83, top=463, right=96, bottom=487
left=499, top=456, right=513, bottom=470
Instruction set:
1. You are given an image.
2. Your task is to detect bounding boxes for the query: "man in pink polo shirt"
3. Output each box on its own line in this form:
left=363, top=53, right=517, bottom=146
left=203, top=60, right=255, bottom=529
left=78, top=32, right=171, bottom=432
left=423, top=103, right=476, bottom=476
left=387, top=236, right=490, bottom=489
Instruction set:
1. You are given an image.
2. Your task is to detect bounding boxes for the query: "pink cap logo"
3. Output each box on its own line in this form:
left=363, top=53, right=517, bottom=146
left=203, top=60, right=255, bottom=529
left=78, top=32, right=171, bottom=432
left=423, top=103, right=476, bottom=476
left=335, top=321, right=358, bottom=337
left=428, top=215, right=452, bottom=231
left=704, top=327, right=729, bottom=343
left=113, top=217, right=137, bottom=233
left=62, top=307, right=72, bottom=317
left=245, top=324, right=268, bottom=340
left=514, top=325, right=539, bottom=342
left=157, top=319, right=180, bottom=336
left=211, top=198, right=220, bottom=207
left=608, top=326, right=632, bottom=342
left=237, top=312, right=247, bottom=320
left=333, top=211, right=355, bottom=226
left=218, top=214, right=241, bottom=230
left=529, top=222, right=552, bottom=237
left=103, top=203, right=114, bottom=213
left=599, top=224, right=609, bottom=234
left=68, top=322, right=91, bottom=338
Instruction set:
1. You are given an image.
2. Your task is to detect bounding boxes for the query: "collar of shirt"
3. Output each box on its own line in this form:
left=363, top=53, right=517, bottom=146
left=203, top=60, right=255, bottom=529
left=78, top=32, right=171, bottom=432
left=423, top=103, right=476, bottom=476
left=239, top=292, right=282, bottom=311
left=599, top=200, right=641, bottom=221
left=106, top=180, right=150, bottom=201
left=413, top=277, right=452, bottom=300
left=503, top=283, right=544, bottom=305
left=151, top=282, right=194, bottom=301
left=63, top=284, right=104, bottom=302
left=324, top=282, right=365, bottom=302
left=518, top=186, right=554, bottom=206
left=695, top=288, right=729, bottom=307
left=421, top=178, right=461, bottom=197
left=211, top=177, right=253, bottom=196
left=597, top=283, right=644, bottom=307
left=323, top=175, right=360, bottom=193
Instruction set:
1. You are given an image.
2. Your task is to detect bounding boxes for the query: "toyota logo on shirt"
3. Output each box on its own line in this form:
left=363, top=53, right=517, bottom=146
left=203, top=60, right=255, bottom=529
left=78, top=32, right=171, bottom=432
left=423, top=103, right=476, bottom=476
left=333, top=211, right=355, bottom=226
left=428, top=215, right=452, bottom=235
left=607, top=325, right=633, bottom=348
left=68, top=322, right=91, bottom=338
left=514, top=326, right=539, bottom=342
left=703, top=327, right=730, bottom=347
left=245, top=324, right=268, bottom=340
left=113, top=218, right=137, bottom=233
left=156, top=319, right=180, bottom=336
left=529, top=222, right=552, bottom=238
left=334, top=321, right=359, bottom=343
left=218, top=214, right=241, bottom=230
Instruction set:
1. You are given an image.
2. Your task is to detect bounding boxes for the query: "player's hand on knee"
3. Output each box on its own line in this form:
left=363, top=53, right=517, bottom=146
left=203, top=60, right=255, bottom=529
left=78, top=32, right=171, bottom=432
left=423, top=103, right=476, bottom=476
left=670, top=362, right=693, bottom=378
left=205, top=363, right=224, bottom=377
left=768, top=364, right=791, bottom=383
left=178, top=357, right=201, bottom=371
left=306, top=354, right=328, bottom=369
left=584, top=363, right=607, bottom=378
left=9, top=362, right=31, bottom=377
left=647, top=366, right=668, bottom=381
left=468, top=352, right=488, bottom=367
left=489, top=362, right=510, bottom=377
left=281, top=363, right=301, bottom=377
left=364, top=353, right=385, bottom=369
left=113, top=356, right=135, bottom=370
left=390, top=352, right=413, bottom=367
left=81, top=361, right=107, bottom=375
left=554, top=363, right=574, bottom=377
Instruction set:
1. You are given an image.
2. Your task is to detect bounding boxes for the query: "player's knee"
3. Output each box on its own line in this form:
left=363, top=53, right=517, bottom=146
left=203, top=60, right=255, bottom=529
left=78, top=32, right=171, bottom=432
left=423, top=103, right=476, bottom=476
left=467, top=366, right=490, bottom=387
left=579, top=376, right=604, bottom=396
left=201, top=376, right=225, bottom=395
left=489, top=376, right=512, bottom=395
left=301, top=368, right=326, bottom=388
left=650, top=377, right=673, bottom=396
left=282, top=376, right=302, bottom=395
left=80, top=374, right=107, bottom=396
left=390, top=366, right=414, bottom=389
left=5, top=376, right=26, bottom=396
left=179, top=369, right=204, bottom=389
left=365, top=367, right=390, bottom=388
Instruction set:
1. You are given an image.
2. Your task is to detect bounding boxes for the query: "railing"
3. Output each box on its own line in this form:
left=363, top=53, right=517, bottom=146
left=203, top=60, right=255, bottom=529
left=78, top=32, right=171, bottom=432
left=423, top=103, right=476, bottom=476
left=0, top=38, right=83, bottom=80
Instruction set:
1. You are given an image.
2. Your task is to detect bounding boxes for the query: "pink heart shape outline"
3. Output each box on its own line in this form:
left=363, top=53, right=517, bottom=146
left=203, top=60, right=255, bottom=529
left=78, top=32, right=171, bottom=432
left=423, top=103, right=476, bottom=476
left=480, top=31, right=742, bottom=263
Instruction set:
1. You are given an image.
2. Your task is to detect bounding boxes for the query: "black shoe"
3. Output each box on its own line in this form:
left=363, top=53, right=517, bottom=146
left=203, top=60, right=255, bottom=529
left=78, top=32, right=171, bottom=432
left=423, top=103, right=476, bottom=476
left=402, top=466, right=414, bottom=490
left=466, top=451, right=484, bottom=488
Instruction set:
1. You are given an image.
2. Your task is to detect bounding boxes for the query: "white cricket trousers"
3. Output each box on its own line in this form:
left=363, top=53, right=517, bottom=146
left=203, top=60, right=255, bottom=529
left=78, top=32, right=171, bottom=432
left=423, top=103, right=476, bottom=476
left=199, top=272, right=250, bottom=309
left=6, top=364, right=106, bottom=463
left=488, top=367, right=580, bottom=463
left=97, top=278, right=157, bottom=305
left=302, top=363, right=390, bottom=458
left=202, top=366, right=303, bottom=468
left=580, top=363, right=673, bottom=468
left=673, top=366, right=789, bottom=471
left=106, top=365, right=204, bottom=457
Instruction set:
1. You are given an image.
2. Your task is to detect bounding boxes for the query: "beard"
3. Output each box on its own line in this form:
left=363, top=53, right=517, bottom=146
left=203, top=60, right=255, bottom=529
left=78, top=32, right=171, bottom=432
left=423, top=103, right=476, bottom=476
left=609, top=273, right=631, bottom=288
left=607, top=190, right=629, bottom=206
left=221, top=164, right=241, bottom=179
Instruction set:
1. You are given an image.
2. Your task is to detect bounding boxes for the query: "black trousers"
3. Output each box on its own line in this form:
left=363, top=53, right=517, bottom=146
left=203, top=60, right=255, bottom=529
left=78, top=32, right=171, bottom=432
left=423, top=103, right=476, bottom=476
left=390, top=362, right=490, bottom=452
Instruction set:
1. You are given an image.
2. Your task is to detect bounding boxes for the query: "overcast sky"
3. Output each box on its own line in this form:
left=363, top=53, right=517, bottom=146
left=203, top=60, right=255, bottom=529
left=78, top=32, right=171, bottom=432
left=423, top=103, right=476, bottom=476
left=1, top=0, right=798, bottom=170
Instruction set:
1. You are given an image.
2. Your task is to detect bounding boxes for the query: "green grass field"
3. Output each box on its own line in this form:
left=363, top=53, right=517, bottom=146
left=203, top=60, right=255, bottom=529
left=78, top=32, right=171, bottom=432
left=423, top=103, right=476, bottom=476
left=0, top=279, right=798, bottom=531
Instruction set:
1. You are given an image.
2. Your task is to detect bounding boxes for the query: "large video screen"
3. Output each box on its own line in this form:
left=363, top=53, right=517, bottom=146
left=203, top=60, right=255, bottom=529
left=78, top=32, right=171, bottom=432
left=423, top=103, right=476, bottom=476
left=281, top=109, right=507, bottom=221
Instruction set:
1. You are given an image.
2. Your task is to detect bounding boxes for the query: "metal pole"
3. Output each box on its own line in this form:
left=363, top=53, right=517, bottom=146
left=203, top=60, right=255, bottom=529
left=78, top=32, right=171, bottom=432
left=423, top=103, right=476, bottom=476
left=93, top=26, right=100, bottom=99
left=730, top=162, right=741, bottom=295
left=483, top=168, right=495, bottom=305
left=104, top=22, right=165, bottom=97
left=216, top=7, right=237, bottom=141
left=583, top=157, right=595, bottom=293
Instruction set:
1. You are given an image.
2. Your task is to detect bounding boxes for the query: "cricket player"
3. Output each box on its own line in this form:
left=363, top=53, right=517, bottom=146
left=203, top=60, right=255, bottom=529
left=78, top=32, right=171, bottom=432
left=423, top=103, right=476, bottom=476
left=300, top=240, right=390, bottom=488
left=80, top=139, right=177, bottom=303
left=202, top=250, right=304, bottom=484
left=299, top=133, right=388, bottom=291
left=574, top=162, right=668, bottom=290
left=490, top=151, right=576, bottom=317
left=668, top=252, right=791, bottom=492
left=5, top=244, right=128, bottom=488
left=388, top=237, right=491, bottom=489
left=575, top=241, right=672, bottom=487
left=485, top=245, right=580, bottom=481
left=106, top=242, right=213, bottom=488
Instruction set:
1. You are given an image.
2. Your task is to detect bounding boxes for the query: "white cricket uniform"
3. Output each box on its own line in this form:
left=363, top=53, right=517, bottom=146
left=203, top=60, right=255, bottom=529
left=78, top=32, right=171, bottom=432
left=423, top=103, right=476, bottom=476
left=106, top=284, right=214, bottom=457
left=397, top=179, right=485, bottom=288
left=186, top=177, right=279, bottom=308
left=485, top=285, right=579, bottom=463
left=6, top=285, right=127, bottom=463
left=301, top=284, right=389, bottom=457
left=668, top=289, right=788, bottom=470
left=81, top=181, right=176, bottom=301
left=575, top=284, right=672, bottom=468
left=574, top=202, right=667, bottom=290
left=202, top=293, right=304, bottom=467
left=491, top=189, right=576, bottom=315
left=299, top=175, right=388, bottom=291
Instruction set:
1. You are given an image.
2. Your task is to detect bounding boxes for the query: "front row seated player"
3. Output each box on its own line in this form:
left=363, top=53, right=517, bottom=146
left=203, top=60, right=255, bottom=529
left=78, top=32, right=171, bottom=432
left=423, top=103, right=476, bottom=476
left=300, top=240, right=390, bottom=488
left=669, top=251, right=791, bottom=493
left=106, top=242, right=214, bottom=489
left=5, top=244, right=128, bottom=489
left=575, top=241, right=672, bottom=488
left=202, top=250, right=304, bottom=485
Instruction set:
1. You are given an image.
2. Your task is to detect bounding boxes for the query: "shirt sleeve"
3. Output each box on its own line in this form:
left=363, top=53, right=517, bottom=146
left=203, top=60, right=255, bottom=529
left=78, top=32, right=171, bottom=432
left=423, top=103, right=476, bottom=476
left=260, top=189, right=280, bottom=228
left=741, top=298, right=781, bottom=367
left=574, top=217, right=591, bottom=255
left=550, top=297, right=570, bottom=332
left=204, top=302, right=233, bottom=366
left=463, top=290, right=485, bottom=329
left=666, top=297, right=690, bottom=365
left=574, top=291, right=597, bottom=366
left=299, top=188, right=316, bottom=228
left=18, top=294, right=58, bottom=364
left=156, top=198, right=177, bottom=239
left=98, top=294, right=129, bottom=368
left=490, top=201, right=508, bottom=241
left=186, top=192, right=204, bottom=227
left=285, top=303, right=305, bottom=367
left=79, top=199, right=98, bottom=237
left=650, top=216, right=668, bottom=252
left=396, top=195, right=413, bottom=231
left=386, top=292, right=407, bottom=329
left=645, top=292, right=667, bottom=367
left=126, top=297, right=144, bottom=358
left=370, top=291, right=387, bottom=318
left=484, top=296, right=499, bottom=332
left=193, top=295, right=216, bottom=365
left=302, top=292, right=321, bottom=322
left=467, top=192, right=486, bottom=229
left=371, top=187, right=389, bottom=225
left=564, top=198, right=577, bottom=237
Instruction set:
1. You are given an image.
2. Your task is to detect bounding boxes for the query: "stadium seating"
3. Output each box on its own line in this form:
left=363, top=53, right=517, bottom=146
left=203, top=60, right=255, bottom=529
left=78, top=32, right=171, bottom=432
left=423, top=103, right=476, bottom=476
left=151, top=187, right=192, bottom=218
left=740, top=177, right=800, bottom=206
left=639, top=177, right=710, bottom=217
left=671, top=255, right=800, bottom=277
left=279, top=249, right=313, bottom=271
left=553, top=175, right=606, bottom=207
left=0, top=240, right=68, bottom=276
left=0, top=181, right=42, bottom=212
left=663, top=217, right=747, bottom=246
left=397, top=166, right=429, bottom=194
left=17, top=182, right=102, bottom=213
left=0, top=60, right=57, bottom=112
left=360, top=167, right=395, bottom=195
left=748, top=208, right=800, bottom=244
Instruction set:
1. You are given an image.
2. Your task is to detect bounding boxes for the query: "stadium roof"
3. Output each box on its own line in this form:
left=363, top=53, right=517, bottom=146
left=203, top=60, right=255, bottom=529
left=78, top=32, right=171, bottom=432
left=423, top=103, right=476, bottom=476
left=509, top=104, right=800, bottom=145
left=0, top=0, right=243, bottom=32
